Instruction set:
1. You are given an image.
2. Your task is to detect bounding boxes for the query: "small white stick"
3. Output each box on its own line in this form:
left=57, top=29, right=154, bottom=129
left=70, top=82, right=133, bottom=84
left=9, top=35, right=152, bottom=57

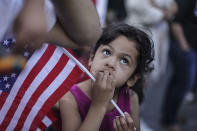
left=63, top=48, right=125, bottom=118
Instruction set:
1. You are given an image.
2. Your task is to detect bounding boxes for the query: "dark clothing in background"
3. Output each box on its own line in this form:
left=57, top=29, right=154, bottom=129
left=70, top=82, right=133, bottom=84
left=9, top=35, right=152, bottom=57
left=162, top=0, right=197, bottom=126
left=107, top=0, right=127, bottom=22
left=173, top=0, right=197, bottom=49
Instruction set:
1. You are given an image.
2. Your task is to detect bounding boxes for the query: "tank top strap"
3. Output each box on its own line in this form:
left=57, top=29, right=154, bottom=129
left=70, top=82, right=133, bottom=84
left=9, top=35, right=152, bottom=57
left=70, top=84, right=91, bottom=120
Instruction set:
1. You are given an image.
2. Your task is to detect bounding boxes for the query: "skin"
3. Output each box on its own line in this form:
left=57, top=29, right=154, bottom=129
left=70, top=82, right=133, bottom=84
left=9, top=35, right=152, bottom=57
left=54, top=35, right=141, bottom=131
left=13, top=0, right=102, bottom=54
left=3, top=0, right=101, bottom=74
left=13, top=0, right=46, bottom=54
left=50, top=0, right=102, bottom=48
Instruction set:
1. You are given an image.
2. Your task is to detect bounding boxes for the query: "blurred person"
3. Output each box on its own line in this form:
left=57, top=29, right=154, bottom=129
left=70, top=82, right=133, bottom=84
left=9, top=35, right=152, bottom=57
left=0, top=0, right=102, bottom=73
left=50, top=0, right=102, bottom=49
left=106, top=0, right=127, bottom=24
left=161, top=0, right=197, bottom=130
left=0, top=0, right=55, bottom=51
left=125, top=0, right=177, bottom=82
left=0, top=0, right=55, bottom=73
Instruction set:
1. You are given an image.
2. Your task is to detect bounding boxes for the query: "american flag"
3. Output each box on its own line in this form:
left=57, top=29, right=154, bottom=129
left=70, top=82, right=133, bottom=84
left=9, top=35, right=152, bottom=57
left=0, top=40, right=83, bottom=130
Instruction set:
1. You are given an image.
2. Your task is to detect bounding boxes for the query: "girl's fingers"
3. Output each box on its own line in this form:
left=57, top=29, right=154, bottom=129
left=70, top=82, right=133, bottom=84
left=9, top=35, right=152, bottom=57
left=119, top=116, right=129, bottom=130
left=103, top=71, right=109, bottom=88
left=106, top=73, right=114, bottom=90
left=113, top=119, right=118, bottom=131
left=114, top=114, right=136, bottom=131
left=115, top=116, right=123, bottom=131
left=124, top=112, right=135, bottom=129
left=96, top=71, right=103, bottom=83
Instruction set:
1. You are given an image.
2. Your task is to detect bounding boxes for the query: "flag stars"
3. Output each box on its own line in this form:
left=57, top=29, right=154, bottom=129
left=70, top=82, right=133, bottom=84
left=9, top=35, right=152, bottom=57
left=11, top=73, right=16, bottom=78
left=3, top=40, right=9, bottom=46
left=24, top=51, right=30, bottom=57
left=12, top=39, right=16, bottom=43
left=3, top=76, right=9, bottom=81
left=5, top=83, right=11, bottom=89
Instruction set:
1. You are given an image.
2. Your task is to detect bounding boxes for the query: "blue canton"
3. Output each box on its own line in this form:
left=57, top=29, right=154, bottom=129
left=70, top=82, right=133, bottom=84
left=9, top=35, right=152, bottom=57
left=0, top=39, right=30, bottom=93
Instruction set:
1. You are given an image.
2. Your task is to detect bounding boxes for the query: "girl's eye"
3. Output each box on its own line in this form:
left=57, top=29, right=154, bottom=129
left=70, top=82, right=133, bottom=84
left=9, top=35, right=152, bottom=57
left=103, top=49, right=111, bottom=56
left=120, top=58, right=129, bottom=65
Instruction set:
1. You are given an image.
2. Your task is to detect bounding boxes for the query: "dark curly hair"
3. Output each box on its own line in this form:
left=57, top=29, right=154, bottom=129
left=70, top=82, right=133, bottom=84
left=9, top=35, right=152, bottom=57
left=92, top=23, right=154, bottom=104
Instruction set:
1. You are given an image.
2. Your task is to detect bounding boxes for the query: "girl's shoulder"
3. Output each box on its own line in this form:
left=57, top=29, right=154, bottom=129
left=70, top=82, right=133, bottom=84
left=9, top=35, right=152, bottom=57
left=128, top=89, right=140, bottom=130
left=60, top=83, right=91, bottom=106
left=59, top=90, right=78, bottom=109
left=129, top=89, right=138, bottom=99
left=52, top=90, right=76, bottom=111
left=128, top=89, right=139, bottom=107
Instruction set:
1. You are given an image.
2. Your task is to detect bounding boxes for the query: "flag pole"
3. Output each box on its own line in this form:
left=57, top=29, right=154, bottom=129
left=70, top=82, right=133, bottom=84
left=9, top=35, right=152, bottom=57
left=63, top=48, right=125, bottom=118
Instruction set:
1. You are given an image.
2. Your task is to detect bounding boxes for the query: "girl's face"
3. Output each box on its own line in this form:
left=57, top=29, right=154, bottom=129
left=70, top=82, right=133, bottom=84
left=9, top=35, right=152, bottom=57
left=89, top=35, right=139, bottom=88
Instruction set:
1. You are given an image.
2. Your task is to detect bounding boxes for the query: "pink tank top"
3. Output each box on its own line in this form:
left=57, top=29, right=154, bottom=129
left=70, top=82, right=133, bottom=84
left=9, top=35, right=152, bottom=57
left=70, top=84, right=131, bottom=131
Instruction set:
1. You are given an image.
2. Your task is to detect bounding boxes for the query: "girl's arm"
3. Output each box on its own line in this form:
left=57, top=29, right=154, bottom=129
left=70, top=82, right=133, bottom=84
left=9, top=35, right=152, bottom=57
left=129, top=90, right=140, bottom=131
left=60, top=71, right=116, bottom=131
left=59, top=92, right=107, bottom=131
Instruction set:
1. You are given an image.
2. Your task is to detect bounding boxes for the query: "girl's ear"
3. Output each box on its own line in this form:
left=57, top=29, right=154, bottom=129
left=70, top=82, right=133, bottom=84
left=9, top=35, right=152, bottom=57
left=88, top=53, right=94, bottom=67
left=126, top=74, right=140, bottom=87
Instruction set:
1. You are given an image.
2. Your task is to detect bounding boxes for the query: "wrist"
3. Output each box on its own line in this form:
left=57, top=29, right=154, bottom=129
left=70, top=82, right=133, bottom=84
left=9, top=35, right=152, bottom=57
left=90, top=102, right=107, bottom=114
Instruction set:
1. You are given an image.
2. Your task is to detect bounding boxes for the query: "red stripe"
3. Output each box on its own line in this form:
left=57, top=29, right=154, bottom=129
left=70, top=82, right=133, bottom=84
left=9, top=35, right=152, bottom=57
left=46, top=110, right=57, bottom=123
left=0, top=45, right=56, bottom=130
left=0, top=92, right=8, bottom=110
left=38, top=121, right=46, bottom=131
left=14, top=54, right=69, bottom=131
left=92, top=0, right=96, bottom=6
left=30, top=65, right=82, bottom=130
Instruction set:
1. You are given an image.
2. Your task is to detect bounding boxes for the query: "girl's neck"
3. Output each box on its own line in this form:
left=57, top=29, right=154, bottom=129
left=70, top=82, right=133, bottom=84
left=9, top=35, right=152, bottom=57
left=112, top=88, right=120, bottom=101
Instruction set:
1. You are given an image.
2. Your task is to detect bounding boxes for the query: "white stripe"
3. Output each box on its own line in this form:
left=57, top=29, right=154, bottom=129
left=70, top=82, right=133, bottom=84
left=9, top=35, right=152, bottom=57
left=6, top=47, right=63, bottom=130
left=96, top=0, right=108, bottom=26
left=0, top=44, right=48, bottom=124
left=22, top=57, right=76, bottom=130
left=42, top=116, right=52, bottom=127
left=36, top=128, right=42, bottom=131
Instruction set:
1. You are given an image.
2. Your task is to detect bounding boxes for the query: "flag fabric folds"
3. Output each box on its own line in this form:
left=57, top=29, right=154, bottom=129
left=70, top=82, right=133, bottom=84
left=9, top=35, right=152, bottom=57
left=0, top=43, right=83, bottom=131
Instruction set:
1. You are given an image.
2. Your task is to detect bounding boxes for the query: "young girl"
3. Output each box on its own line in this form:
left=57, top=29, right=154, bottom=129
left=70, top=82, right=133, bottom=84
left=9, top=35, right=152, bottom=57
left=54, top=23, right=154, bottom=131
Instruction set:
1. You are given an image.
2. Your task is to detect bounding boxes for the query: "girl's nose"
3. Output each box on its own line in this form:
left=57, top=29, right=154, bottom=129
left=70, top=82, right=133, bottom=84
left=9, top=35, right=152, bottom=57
left=105, top=57, right=116, bottom=69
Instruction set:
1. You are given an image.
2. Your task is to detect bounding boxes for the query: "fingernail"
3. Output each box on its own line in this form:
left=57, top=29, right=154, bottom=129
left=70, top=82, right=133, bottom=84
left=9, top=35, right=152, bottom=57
left=124, top=112, right=129, bottom=115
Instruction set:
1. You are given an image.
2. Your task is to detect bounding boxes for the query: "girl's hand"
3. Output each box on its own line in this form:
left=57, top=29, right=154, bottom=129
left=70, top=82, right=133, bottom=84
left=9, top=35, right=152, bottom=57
left=91, top=70, right=116, bottom=107
left=113, top=112, right=136, bottom=131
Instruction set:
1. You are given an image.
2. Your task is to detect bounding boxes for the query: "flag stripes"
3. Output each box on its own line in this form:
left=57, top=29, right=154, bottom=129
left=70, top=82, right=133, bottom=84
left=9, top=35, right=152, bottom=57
left=0, top=44, right=82, bottom=130
left=8, top=47, right=65, bottom=131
